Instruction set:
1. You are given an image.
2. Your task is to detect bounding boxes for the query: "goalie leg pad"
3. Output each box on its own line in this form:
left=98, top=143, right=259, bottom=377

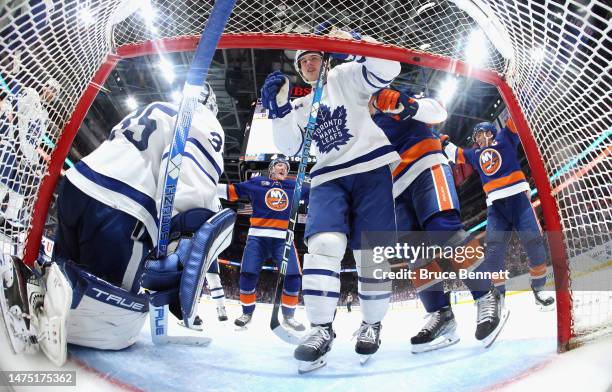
left=180, top=208, right=235, bottom=328
left=61, top=261, right=147, bottom=350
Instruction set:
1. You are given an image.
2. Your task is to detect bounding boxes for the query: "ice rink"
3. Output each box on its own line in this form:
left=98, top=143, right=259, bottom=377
left=1, top=291, right=612, bottom=392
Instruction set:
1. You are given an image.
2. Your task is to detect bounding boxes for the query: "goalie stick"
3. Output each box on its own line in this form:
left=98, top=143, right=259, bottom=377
left=148, top=0, right=236, bottom=346
left=269, top=52, right=332, bottom=345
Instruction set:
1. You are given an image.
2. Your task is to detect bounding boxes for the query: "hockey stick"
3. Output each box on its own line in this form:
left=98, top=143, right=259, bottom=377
left=149, top=0, right=236, bottom=345
left=270, top=52, right=332, bottom=344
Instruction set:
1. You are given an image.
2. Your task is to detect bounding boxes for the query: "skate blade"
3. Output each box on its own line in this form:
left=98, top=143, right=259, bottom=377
left=359, top=354, right=371, bottom=365
left=177, top=320, right=203, bottom=332
left=537, top=303, right=556, bottom=312
left=411, top=332, right=460, bottom=354
left=234, top=325, right=248, bottom=332
left=482, top=308, right=510, bottom=348
left=297, top=354, right=328, bottom=374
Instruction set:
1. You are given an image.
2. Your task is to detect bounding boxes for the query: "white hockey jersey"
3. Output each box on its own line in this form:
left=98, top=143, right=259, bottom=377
left=65, top=101, right=224, bottom=244
left=272, top=56, right=401, bottom=187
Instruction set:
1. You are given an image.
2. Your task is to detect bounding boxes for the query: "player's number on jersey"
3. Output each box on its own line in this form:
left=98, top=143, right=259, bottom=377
left=209, top=131, right=222, bottom=152
left=110, top=103, right=177, bottom=151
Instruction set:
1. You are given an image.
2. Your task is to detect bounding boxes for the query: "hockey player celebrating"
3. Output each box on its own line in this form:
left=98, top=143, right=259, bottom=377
left=370, top=88, right=509, bottom=352
left=217, top=156, right=307, bottom=332
left=261, top=26, right=401, bottom=372
left=0, top=83, right=236, bottom=366
left=442, top=119, right=555, bottom=310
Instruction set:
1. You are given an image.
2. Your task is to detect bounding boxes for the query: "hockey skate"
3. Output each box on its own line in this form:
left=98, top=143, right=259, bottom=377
left=353, top=321, right=382, bottom=365
left=475, top=287, right=510, bottom=348
left=294, top=323, right=335, bottom=374
left=411, top=306, right=459, bottom=354
left=533, top=288, right=555, bottom=311
left=234, top=313, right=252, bottom=330
left=282, top=314, right=306, bottom=332
left=0, top=255, right=72, bottom=366
left=217, top=306, right=228, bottom=321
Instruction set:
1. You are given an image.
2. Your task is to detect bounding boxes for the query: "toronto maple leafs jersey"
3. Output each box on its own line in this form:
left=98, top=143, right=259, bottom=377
left=444, top=123, right=529, bottom=206
left=217, top=176, right=309, bottom=239
left=372, top=98, right=448, bottom=198
left=272, top=56, right=401, bottom=187
left=65, top=101, right=225, bottom=244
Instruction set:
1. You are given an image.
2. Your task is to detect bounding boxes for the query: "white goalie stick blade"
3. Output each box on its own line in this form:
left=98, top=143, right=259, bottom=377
left=37, top=263, right=72, bottom=367
left=271, top=320, right=302, bottom=345
left=149, top=305, right=211, bottom=346
left=297, top=353, right=328, bottom=374
left=482, top=308, right=510, bottom=348
left=359, top=354, right=372, bottom=365
left=411, top=331, right=461, bottom=354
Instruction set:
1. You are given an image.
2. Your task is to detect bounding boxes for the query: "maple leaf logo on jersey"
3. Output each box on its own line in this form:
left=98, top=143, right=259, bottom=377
left=312, top=105, right=353, bottom=154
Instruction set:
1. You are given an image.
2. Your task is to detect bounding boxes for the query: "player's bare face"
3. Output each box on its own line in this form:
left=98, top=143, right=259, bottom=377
left=299, top=54, right=323, bottom=83
left=270, top=163, right=288, bottom=181
left=475, top=131, right=493, bottom=148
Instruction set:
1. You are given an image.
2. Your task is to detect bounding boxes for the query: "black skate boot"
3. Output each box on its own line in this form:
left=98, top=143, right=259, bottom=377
left=282, top=314, right=306, bottom=331
left=475, top=287, right=509, bottom=347
left=411, top=305, right=459, bottom=353
left=354, top=321, right=382, bottom=364
left=533, top=288, right=555, bottom=311
left=294, top=323, right=335, bottom=374
left=217, top=306, right=228, bottom=321
left=178, top=314, right=203, bottom=331
left=234, top=313, right=252, bottom=329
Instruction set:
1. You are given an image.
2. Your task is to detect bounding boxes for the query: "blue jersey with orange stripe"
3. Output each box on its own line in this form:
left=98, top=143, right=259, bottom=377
left=217, top=176, right=309, bottom=238
left=372, top=113, right=449, bottom=198
left=445, top=123, right=530, bottom=205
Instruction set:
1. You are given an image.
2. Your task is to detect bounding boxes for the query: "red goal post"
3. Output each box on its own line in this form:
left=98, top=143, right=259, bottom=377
left=0, top=0, right=609, bottom=352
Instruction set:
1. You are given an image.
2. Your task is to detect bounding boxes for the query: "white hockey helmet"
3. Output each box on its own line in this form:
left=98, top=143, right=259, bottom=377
left=294, top=50, right=324, bottom=82
left=199, top=82, right=218, bottom=116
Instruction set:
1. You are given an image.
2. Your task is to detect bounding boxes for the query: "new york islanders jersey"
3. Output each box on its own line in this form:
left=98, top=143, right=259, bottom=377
left=272, top=56, right=401, bottom=187
left=372, top=98, right=448, bottom=198
left=66, top=101, right=224, bottom=244
left=217, top=176, right=309, bottom=239
left=445, top=123, right=529, bottom=205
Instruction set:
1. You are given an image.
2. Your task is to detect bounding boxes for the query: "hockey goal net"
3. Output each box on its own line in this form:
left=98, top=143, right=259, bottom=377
left=0, top=0, right=609, bottom=351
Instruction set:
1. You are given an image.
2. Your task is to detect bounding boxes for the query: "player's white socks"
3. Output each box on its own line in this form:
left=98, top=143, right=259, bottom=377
left=302, top=232, right=346, bottom=325
left=205, top=272, right=225, bottom=307
left=355, top=250, right=391, bottom=324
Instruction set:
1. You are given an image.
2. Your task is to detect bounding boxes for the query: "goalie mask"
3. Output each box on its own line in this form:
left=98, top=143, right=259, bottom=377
left=294, top=50, right=324, bottom=83
left=199, top=82, right=218, bottom=116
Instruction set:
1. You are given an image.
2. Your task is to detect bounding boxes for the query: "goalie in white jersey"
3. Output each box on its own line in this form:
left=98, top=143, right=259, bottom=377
left=261, top=25, right=401, bottom=372
left=17, top=83, right=235, bottom=360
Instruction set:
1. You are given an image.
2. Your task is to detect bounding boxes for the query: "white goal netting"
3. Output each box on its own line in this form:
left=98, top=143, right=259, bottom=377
left=0, top=0, right=610, bottom=349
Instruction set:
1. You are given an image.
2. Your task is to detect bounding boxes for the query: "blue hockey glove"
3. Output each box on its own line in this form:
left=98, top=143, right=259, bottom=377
left=261, top=71, right=292, bottom=119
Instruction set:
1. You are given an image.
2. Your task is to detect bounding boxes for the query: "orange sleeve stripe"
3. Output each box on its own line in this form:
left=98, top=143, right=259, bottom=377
left=240, top=293, right=256, bottom=304
left=250, top=218, right=289, bottom=229
left=281, top=294, right=299, bottom=307
left=431, top=164, right=453, bottom=211
left=530, top=264, right=547, bottom=278
left=228, top=184, right=239, bottom=201
left=456, top=148, right=466, bottom=165
left=482, top=171, right=526, bottom=194
left=392, top=139, right=442, bottom=178
left=506, top=118, right=518, bottom=134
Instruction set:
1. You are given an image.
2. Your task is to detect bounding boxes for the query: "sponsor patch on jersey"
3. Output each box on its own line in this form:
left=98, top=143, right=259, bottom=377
left=261, top=181, right=270, bottom=186
left=265, top=188, right=289, bottom=211
left=312, top=104, right=353, bottom=154
left=479, top=148, right=502, bottom=176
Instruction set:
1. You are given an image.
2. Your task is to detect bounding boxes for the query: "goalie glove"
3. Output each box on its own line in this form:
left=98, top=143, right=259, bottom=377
left=373, top=88, right=420, bottom=121
left=261, top=71, right=292, bottom=119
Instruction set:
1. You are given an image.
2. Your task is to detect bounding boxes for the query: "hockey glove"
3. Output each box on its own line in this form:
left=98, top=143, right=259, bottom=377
left=373, top=88, right=419, bottom=121
left=439, top=134, right=450, bottom=148
left=261, top=71, right=292, bottom=119
left=314, top=21, right=361, bottom=61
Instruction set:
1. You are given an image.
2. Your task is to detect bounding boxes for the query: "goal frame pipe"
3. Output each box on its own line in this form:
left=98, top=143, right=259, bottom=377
left=22, top=33, right=572, bottom=351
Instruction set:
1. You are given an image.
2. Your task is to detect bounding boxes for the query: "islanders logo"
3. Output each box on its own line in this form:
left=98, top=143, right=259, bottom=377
left=312, top=105, right=353, bottom=154
left=479, top=148, right=502, bottom=175
left=265, top=188, right=289, bottom=211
